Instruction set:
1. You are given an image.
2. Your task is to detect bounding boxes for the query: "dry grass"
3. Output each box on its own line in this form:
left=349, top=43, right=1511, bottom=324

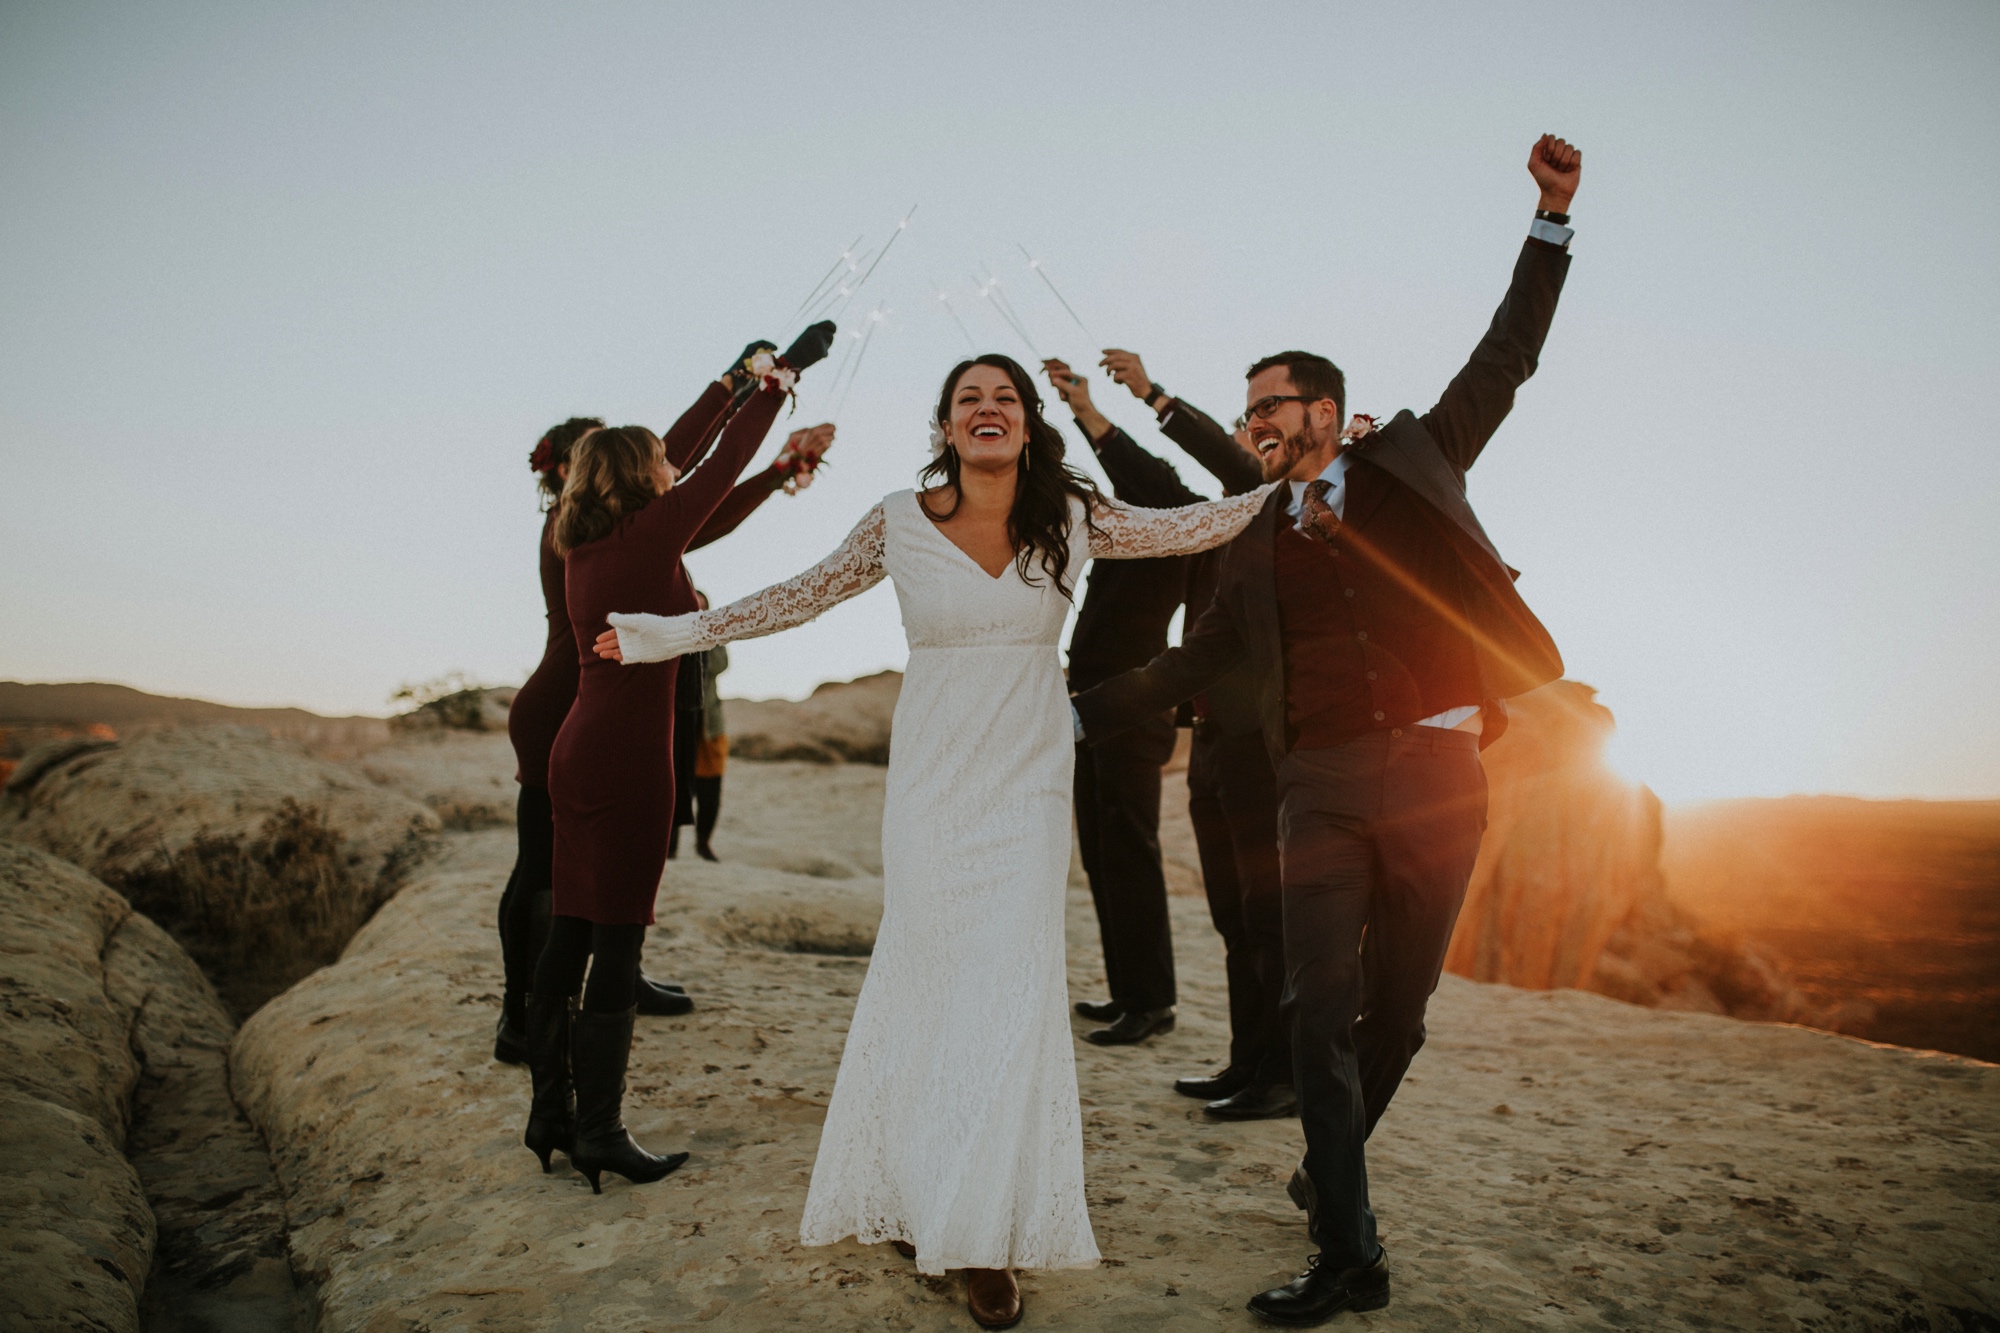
left=115, top=798, right=430, bottom=1018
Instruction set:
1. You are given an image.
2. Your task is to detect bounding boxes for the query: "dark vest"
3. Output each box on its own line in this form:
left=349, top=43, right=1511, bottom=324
left=1272, top=468, right=1484, bottom=749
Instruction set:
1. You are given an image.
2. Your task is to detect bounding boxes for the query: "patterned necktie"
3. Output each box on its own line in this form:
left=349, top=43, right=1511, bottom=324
left=1299, top=478, right=1342, bottom=546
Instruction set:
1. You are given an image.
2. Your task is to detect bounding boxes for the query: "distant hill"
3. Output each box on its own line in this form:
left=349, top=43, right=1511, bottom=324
left=0, top=681, right=390, bottom=762
left=1663, top=796, right=2000, bottom=1061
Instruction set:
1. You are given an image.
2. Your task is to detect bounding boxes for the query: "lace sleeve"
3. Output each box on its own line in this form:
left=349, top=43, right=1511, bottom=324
left=1084, top=483, right=1278, bottom=561
left=608, top=502, right=887, bottom=663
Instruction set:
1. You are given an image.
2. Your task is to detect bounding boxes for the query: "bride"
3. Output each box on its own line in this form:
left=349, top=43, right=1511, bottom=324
left=595, top=353, right=1272, bottom=1328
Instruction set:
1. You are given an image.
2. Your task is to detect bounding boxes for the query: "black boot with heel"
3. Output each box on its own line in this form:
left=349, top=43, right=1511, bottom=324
left=523, top=994, right=576, bottom=1172
left=569, top=1005, right=689, bottom=1194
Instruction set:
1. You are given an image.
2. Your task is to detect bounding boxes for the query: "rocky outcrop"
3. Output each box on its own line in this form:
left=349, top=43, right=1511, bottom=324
left=727, top=671, right=901, bottom=764
left=0, top=679, right=392, bottom=764
left=352, top=731, right=519, bottom=830
left=0, top=726, right=439, bottom=1016
left=229, top=757, right=1999, bottom=1331
left=1446, top=682, right=1819, bottom=1023
left=0, top=841, right=298, bottom=1332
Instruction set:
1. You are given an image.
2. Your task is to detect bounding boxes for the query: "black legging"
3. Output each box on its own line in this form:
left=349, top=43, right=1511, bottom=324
left=497, top=785, right=555, bottom=993
left=533, top=915, right=644, bottom=1014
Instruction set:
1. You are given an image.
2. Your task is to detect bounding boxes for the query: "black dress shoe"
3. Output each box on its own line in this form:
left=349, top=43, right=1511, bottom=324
left=1173, top=1065, right=1251, bottom=1100
left=1084, top=1007, right=1175, bottom=1045
left=635, top=975, right=693, bottom=1017
left=1204, top=1083, right=1298, bottom=1121
left=1073, top=998, right=1123, bottom=1023
left=1247, top=1250, right=1389, bottom=1326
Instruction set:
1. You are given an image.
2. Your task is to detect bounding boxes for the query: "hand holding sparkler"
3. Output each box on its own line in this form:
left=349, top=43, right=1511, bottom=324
left=1042, top=358, right=1113, bottom=443
left=1099, top=349, right=1163, bottom=407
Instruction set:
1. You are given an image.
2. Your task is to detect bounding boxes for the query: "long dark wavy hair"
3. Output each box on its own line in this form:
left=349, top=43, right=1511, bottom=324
left=918, top=354, right=1103, bottom=599
left=552, top=425, right=665, bottom=557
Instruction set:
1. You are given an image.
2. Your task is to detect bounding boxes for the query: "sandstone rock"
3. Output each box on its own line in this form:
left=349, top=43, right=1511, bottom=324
left=228, top=757, right=2000, bottom=1331
left=1448, top=682, right=1663, bottom=990
left=0, top=839, right=303, bottom=1331
left=0, top=725, right=439, bottom=1016
left=1446, top=682, right=1821, bottom=1026
left=0, top=724, right=436, bottom=888
left=353, top=731, right=519, bottom=830
left=727, top=671, right=900, bottom=764
left=0, top=841, right=152, bottom=1332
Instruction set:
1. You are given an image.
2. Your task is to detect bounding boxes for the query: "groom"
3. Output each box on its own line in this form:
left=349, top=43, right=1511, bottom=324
left=1073, top=134, right=1581, bottom=1323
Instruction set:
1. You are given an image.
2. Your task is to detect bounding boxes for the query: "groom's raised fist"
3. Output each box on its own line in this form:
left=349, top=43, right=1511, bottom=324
left=1529, top=134, right=1581, bottom=212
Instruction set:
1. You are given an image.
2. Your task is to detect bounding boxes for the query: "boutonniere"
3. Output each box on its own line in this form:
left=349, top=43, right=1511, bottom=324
left=1340, top=414, right=1379, bottom=451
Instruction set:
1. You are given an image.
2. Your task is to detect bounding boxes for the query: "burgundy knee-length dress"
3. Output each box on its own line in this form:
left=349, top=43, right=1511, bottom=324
left=507, top=385, right=794, bottom=794
left=546, top=382, right=786, bottom=924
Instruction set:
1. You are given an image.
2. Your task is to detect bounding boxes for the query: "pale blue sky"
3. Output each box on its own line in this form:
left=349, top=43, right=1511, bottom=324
left=3, top=2, right=1996, bottom=802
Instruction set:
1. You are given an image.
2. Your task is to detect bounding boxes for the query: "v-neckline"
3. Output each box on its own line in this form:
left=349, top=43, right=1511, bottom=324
left=910, top=489, right=1013, bottom=581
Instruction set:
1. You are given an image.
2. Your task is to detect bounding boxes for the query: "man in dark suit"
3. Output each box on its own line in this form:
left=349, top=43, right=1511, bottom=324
left=1056, top=350, right=1298, bottom=1120
left=1056, top=365, right=1195, bottom=1046
left=1073, top=134, right=1583, bottom=1323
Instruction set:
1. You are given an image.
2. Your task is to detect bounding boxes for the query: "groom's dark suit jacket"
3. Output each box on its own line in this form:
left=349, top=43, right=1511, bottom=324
left=1073, top=235, right=1571, bottom=765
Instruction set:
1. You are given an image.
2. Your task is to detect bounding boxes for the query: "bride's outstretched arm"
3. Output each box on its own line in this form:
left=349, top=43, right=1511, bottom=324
left=1085, top=483, right=1279, bottom=561
left=602, top=503, right=888, bottom=663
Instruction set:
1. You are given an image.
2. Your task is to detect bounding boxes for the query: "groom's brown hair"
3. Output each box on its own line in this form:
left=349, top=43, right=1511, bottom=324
left=1246, top=351, right=1346, bottom=422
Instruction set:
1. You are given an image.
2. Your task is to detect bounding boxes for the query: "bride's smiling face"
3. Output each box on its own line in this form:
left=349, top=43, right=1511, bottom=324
left=946, top=365, right=1027, bottom=470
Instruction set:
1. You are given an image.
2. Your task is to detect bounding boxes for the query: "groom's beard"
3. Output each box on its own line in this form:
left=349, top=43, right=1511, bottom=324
left=1258, top=423, right=1314, bottom=483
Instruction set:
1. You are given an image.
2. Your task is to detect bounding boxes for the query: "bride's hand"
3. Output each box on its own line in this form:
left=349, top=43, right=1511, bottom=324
left=593, top=630, right=624, bottom=663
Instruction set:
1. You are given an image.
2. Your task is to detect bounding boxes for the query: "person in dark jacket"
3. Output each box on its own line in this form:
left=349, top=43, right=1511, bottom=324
left=1046, top=364, right=1192, bottom=1048
left=1075, top=135, right=1582, bottom=1324
left=1064, top=348, right=1298, bottom=1121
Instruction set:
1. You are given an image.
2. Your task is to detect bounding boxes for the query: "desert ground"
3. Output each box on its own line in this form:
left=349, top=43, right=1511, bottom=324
left=3, top=695, right=1997, bottom=1331
left=231, top=733, right=1998, bottom=1331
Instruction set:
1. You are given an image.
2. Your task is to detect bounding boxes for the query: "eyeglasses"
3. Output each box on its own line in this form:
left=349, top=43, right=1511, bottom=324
left=1233, top=394, right=1325, bottom=432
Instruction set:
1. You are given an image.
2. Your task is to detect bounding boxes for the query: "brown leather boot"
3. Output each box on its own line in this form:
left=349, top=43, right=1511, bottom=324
left=965, top=1268, right=1021, bottom=1329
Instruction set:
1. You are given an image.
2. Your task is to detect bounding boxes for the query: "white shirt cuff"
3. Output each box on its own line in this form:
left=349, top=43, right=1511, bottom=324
left=1529, top=218, right=1574, bottom=248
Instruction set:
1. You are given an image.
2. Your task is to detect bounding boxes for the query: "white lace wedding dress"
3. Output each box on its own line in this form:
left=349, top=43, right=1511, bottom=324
left=607, top=483, right=1273, bottom=1273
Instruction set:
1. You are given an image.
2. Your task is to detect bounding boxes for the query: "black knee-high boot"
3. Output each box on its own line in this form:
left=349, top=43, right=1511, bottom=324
left=523, top=994, right=576, bottom=1172
left=569, top=1006, right=688, bottom=1193
left=497, top=890, right=553, bottom=1064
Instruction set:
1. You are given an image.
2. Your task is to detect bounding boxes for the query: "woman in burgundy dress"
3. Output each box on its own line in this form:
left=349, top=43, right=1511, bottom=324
left=524, top=323, right=834, bottom=1193
left=496, top=377, right=834, bottom=1063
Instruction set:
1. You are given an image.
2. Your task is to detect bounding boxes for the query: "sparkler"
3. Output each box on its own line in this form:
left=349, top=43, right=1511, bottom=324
left=787, top=235, right=862, bottom=326
left=1018, top=244, right=1095, bottom=342
left=933, top=280, right=977, bottom=353
left=974, top=270, right=1042, bottom=360
left=831, top=303, right=889, bottom=419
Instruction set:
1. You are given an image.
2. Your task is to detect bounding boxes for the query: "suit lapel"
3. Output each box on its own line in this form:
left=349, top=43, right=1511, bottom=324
left=1357, top=411, right=1507, bottom=569
left=1340, top=455, right=1394, bottom=533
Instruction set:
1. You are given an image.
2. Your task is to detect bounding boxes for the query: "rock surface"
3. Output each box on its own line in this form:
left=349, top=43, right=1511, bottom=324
left=231, top=754, right=1999, bottom=1331
left=0, top=725, right=440, bottom=1017
left=0, top=841, right=153, bottom=1332
left=726, top=671, right=901, bottom=764
left=0, top=840, right=300, bottom=1332
left=353, top=731, right=520, bottom=831
left=1448, top=682, right=1819, bottom=1025
left=0, top=725, right=436, bottom=890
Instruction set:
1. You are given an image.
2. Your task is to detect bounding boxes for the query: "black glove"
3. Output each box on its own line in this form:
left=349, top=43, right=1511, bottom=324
left=782, top=320, right=836, bottom=372
left=724, top=339, right=778, bottom=386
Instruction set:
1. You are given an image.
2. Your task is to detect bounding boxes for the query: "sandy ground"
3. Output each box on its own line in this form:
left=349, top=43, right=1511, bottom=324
left=232, top=754, right=2000, bottom=1331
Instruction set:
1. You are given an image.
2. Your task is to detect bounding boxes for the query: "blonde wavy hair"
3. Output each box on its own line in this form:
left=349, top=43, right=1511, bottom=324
left=552, top=425, right=670, bottom=557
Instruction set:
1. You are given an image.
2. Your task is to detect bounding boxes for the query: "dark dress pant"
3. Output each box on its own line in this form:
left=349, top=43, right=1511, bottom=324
left=1278, top=727, right=1487, bottom=1268
left=1074, top=722, right=1177, bottom=1013
left=1186, top=725, right=1289, bottom=1083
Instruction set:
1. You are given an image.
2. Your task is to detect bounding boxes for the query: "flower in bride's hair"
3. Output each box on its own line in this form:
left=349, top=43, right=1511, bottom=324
left=928, top=419, right=948, bottom=458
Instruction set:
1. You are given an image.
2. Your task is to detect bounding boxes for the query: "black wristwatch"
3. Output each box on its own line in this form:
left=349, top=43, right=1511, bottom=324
left=1535, top=207, right=1571, bottom=226
left=1146, top=384, right=1171, bottom=412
